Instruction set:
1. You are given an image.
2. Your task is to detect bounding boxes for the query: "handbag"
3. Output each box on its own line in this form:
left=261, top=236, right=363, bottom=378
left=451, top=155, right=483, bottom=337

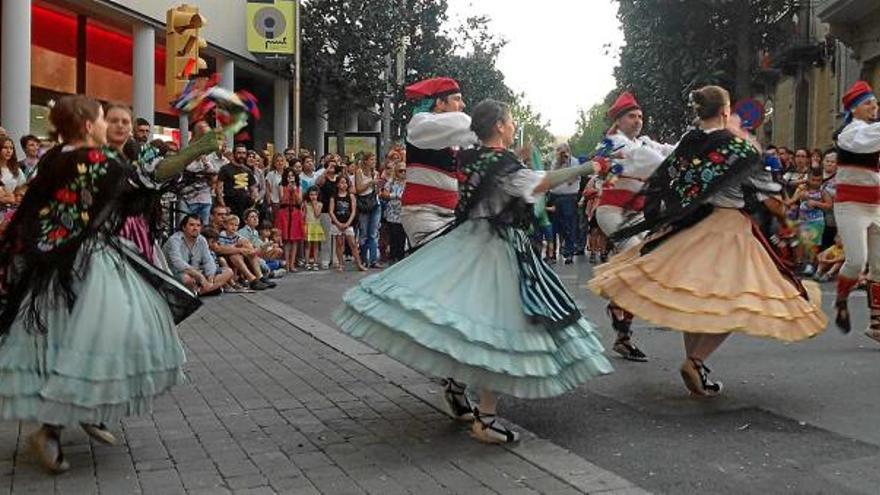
left=356, top=191, right=378, bottom=213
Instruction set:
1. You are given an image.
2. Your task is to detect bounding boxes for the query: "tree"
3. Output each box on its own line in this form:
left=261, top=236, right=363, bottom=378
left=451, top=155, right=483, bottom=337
left=569, top=102, right=611, bottom=157
left=614, top=0, right=797, bottom=141
left=391, top=13, right=514, bottom=139
left=511, top=95, right=555, bottom=155
left=300, top=0, right=406, bottom=154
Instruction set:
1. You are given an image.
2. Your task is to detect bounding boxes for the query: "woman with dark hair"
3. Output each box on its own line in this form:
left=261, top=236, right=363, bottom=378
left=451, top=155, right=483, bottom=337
left=274, top=166, right=304, bottom=271
left=590, top=86, right=826, bottom=397
left=0, top=137, right=24, bottom=216
left=334, top=99, right=612, bottom=444
left=0, top=95, right=219, bottom=473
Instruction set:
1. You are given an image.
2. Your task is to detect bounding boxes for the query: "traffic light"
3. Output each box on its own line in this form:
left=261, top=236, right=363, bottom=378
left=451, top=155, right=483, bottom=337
left=165, top=4, right=207, bottom=102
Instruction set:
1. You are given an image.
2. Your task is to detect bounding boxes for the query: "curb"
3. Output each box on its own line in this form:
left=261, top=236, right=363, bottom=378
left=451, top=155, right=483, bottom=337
left=246, top=293, right=651, bottom=495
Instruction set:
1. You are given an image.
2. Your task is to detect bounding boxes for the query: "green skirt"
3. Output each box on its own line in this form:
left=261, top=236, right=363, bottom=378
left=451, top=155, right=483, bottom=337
left=334, top=220, right=612, bottom=399
left=0, top=240, right=186, bottom=426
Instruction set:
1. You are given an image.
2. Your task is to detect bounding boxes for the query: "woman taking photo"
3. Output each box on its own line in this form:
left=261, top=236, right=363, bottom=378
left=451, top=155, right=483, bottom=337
left=590, top=85, right=826, bottom=397
left=334, top=99, right=612, bottom=444
left=0, top=95, right=219, bottom=473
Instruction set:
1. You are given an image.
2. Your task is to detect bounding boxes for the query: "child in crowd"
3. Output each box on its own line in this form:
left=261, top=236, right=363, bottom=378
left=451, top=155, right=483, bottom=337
left=786, top=170, right=832, bottom=275
left=814, top=235, right=845, bottom=282
left=581, top=174, right=606, bottom=263
left=202, top=226, right=253, bottom=293
left=329, top=175, right=366, bottom=272
left=304, top=186, right=325, bottom=270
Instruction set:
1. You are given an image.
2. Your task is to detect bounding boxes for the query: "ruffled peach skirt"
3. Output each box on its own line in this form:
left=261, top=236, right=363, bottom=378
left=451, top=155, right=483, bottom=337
left=589, top=208, right=827, bottom=341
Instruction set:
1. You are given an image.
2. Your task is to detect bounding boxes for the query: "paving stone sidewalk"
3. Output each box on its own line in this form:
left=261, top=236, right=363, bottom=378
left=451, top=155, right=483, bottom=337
left=1, top=293, right=647, bottom=494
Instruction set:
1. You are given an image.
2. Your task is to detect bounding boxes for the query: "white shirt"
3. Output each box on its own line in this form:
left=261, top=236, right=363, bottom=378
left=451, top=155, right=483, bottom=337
left=607, top=130, right=676, bottom=194
left=549, top=156, right=581, bottom=195
left=406, top=112, right=478, bottom=150
left=836, top=118, right=880, bottom=188
left=0, top=165, right=25, bottom=193
left=265, top=169, right=284, bottom=203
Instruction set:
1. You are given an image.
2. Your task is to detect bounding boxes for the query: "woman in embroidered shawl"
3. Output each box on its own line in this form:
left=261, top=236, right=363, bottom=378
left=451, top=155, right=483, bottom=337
left=334, top=99, right=612, bottom=444
left=0, top=95, right=219, bottom=473
left=590, top=86, right=826, bottom=397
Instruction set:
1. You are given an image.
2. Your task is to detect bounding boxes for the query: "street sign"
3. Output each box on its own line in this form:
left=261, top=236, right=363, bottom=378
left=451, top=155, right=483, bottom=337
left=733, top=98, right=766, bottom=131
left=247, top=0, right=296, bottom=57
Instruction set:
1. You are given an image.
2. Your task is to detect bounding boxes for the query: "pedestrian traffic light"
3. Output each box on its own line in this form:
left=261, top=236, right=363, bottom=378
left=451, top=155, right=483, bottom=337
left=165, top=4, right=208, bottom=102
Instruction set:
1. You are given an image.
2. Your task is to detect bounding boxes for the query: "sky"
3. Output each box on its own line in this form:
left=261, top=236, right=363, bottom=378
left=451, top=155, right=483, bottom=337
left=444, top=0, right=624, bottom=137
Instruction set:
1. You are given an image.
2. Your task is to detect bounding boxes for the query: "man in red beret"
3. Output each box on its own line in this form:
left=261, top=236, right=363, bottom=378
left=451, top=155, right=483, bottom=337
left=400, top=77, right=478, bottom=421
left=831, top=80, right=880, bottom=345
left=400, top=77, right=477, bottom=248
left=595, top=91, right=676, bottom=362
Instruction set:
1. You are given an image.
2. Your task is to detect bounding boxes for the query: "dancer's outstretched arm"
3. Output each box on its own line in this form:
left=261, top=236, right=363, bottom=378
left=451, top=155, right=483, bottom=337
left=533, top=161, right=603, bottom=194
left=154, top=131, right=222, bottom=181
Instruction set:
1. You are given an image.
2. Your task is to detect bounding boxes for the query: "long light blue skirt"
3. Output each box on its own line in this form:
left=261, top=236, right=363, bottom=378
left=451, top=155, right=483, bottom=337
left=334, top=220, right=612, bottom=399
left=0, top=241, right=186, bottom=426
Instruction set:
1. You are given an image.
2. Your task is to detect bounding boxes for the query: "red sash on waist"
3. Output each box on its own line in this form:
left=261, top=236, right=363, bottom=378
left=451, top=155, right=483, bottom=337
left=836, top=183, right=880, bottom=204
left=401, top=183, right=459, bottom=210
left=598, top=189, right=646, bottom=211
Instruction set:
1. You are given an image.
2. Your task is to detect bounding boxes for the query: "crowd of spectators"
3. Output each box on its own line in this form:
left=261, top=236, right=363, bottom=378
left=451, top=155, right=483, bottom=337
left=0, top=113, right=409, bottom=299
left=1, top=108, right=852, bottom=302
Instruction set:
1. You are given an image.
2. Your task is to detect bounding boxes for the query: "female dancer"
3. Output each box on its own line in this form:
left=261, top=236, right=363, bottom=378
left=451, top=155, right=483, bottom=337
left=590, top=86, right=826, bottom=397
left=0, top=95, right=219, bottom=472
left=334, top=99, right=612, bottom=444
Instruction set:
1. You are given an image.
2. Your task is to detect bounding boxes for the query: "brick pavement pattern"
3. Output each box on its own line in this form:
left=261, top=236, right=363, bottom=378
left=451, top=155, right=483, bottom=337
left=0, top=293, right=647, bottom=494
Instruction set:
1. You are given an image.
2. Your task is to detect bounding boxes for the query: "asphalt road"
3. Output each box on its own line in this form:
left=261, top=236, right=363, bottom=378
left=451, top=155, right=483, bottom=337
left=267, top=256, right=880, bottom=495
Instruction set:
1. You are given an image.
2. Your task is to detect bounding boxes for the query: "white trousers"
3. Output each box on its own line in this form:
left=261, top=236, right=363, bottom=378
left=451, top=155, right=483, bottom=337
left=595, top=205, right=645, bottom=251
left=400, top=205, right=455, bottom=247
left=834, top=202, right=880, bottom=280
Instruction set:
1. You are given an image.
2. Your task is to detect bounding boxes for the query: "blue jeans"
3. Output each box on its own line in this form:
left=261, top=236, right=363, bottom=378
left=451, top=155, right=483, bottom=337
left=179, top=201, right=212, bottom=226
left=551, top=194, right=578, bottom=258
left=359, top=207, right=381, bottom=265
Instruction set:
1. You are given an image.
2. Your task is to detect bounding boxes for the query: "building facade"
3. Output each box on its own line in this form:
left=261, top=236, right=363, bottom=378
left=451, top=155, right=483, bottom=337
left=0, top=0, right=301, bottom=153
left=764, top=0, right=880, bottom=151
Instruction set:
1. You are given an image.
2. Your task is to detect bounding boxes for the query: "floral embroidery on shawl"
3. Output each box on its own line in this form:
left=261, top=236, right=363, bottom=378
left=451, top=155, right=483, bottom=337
left=665, top=136, right=756, bottom=210
left=36, top=149, right=111, bottom=251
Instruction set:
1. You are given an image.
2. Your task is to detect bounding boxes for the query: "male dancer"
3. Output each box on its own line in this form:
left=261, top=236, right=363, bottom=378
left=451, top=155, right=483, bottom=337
left=399, top=77, right=478, bottom=421
left=400, top=77, right=478, bottom=246
left=832, top=81, right=880, bottom=344
left=595, top=91, right=675, bottom=361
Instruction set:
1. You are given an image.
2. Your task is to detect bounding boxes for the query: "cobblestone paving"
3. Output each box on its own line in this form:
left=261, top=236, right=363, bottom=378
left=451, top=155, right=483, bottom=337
left=1, top=294, right=647, bottom=494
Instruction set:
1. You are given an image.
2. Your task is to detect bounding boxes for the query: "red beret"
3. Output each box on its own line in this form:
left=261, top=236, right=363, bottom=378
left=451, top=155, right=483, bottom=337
left=842, top=81, right=875, bottom=111
left=608, top=91, right=641, bottom=121
left=405, top=77, right=461, bottom=101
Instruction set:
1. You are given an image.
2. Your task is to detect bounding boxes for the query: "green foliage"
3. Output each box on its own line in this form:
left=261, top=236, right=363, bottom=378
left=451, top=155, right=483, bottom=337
left=569, top=102, right=611, bottom=157
left=511, top=95, right=555, bottom=155
left=300, top=0, right=553, bottom=149
left=614, top=0, right=797, bottom=141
